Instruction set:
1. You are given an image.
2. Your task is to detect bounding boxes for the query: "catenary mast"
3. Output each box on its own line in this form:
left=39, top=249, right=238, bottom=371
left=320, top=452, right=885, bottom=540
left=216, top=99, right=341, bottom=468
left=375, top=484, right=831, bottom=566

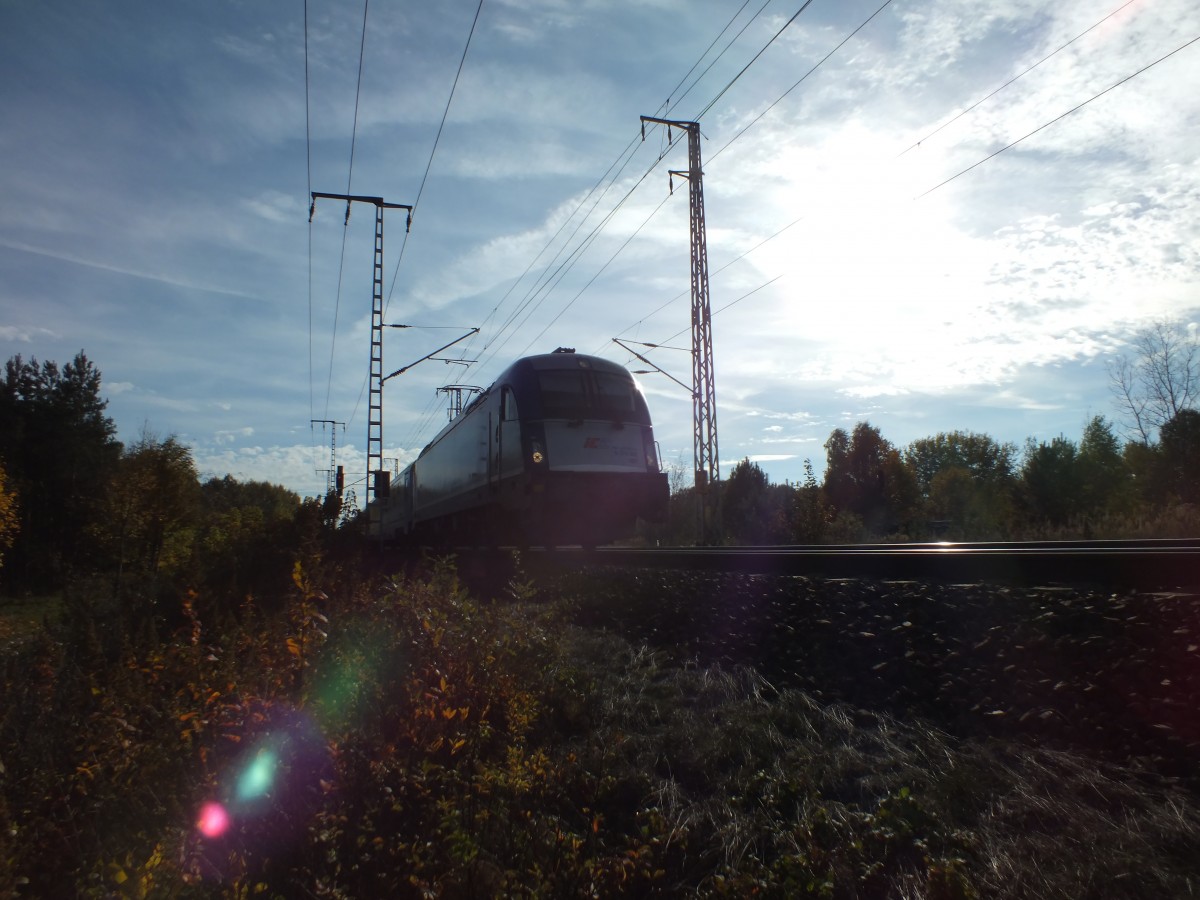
left=310, top=192, right=412, bottom=505
left=640, top=116, right=720, bottom=543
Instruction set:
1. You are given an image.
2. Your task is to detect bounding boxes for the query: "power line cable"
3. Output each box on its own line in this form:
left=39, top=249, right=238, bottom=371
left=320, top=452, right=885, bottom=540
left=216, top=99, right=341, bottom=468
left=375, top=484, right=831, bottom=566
left=395, top=1, right=862, bottom=448
left=304, top=0, right=316, bottom=470
left=695, top=0, right=813, bottom=120
left=471, top=151, right=669, bottom=374
left=916, top=31, right=1200, bottom=200
left=383, top=0, right=486, bottom=316
left=349, top=0, right=486, bottom=438
left=458, top=0, right=777, bottom=375
left=709, top=0, right=896, bottom=166
left=475, top=3, right=808, bottom=370
left=898, top=0, right=1143, bottom=156
left=612, top=276, right=784, bottom=375
left=426, top=0, right=808, bottom=435
left=617, top=20, right=1197, bottom=365
left=516, top=191, right=675, bottom=357
left=320, top=0, right=372, bottom=422
left=598, top=1, right=892, bottom=357
left=345, top=0, right=370, bottom=197
left=507, top=0, right=818, bottom=365
left=602, top=210, right=810, bottom=354
left=667, top=0, right=773, bottom=116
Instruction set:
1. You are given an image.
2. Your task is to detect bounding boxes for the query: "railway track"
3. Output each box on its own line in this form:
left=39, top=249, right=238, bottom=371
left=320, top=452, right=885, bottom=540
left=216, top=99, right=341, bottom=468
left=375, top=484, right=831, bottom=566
left=520, top=538, right=1200, bottom=591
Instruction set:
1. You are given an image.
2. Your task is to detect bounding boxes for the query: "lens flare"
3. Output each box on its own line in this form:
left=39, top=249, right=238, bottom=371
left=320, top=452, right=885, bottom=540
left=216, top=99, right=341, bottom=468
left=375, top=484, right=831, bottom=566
left=197, top=801, right=229, bottom=838
left=236, top=748, right=278, bottom=802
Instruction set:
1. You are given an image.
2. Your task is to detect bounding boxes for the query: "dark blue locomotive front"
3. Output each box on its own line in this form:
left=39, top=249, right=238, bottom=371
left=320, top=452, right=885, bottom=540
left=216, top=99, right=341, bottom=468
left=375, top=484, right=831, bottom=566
left=373, top=349, right=669, bottom=547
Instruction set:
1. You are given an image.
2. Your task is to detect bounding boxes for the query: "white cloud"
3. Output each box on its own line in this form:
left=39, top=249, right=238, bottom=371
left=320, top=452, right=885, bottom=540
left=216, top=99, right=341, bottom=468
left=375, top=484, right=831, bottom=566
left=215, top=427, right=255, bottom=445
left=0, top=324, right=58, bottom=343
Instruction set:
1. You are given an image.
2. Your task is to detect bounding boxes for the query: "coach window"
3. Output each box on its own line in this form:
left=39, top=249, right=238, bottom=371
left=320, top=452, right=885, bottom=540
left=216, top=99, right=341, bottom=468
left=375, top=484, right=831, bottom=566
left=501, top=387, right=519, bottom=421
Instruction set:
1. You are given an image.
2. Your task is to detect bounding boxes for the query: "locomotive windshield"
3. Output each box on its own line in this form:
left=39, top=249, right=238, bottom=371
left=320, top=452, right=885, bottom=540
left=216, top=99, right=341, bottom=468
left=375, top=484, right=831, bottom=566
left=537, top=369, right=651, bottom=423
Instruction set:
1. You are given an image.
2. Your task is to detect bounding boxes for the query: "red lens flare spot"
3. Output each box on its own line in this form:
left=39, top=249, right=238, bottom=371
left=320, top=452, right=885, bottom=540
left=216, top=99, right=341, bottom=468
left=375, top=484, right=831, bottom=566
left=197, top=801, right=229, bottom=838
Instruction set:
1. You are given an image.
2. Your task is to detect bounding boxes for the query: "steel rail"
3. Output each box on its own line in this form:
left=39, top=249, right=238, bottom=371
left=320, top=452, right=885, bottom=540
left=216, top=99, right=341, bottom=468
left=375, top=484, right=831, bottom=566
left=524, top=540, right=1200, bottom=591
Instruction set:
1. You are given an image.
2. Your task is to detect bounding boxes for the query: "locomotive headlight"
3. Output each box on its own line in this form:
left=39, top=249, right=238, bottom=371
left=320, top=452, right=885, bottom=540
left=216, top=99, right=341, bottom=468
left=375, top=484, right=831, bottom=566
left=531, top=440, right=546, bottom=465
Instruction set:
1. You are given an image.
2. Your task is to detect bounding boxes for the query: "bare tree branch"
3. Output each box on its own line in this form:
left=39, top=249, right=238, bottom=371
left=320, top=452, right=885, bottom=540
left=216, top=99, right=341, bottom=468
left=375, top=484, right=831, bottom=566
left=1109, top=319, right=1199, bottom=443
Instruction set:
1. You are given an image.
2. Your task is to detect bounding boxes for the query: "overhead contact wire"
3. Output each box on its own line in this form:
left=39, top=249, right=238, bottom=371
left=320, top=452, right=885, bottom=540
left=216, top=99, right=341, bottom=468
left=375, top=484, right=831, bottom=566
left=479, top=2, right=799, bottom=369
left=710, top=0, right=896, bottom=165
left=304, top=0, right=316, bottom=470
left=605, top=0, right=889, bottom=359
left=322, top=0, right=372, bottom=424
left=463, top=0, right=772, bottom=375
left=917, top=31, right=1200, bottom=199
left=695, top=0, right=813, bottom=120
left=384, top=0, right=486, bottom=316
left=898, top=0, right=1143, bottom=156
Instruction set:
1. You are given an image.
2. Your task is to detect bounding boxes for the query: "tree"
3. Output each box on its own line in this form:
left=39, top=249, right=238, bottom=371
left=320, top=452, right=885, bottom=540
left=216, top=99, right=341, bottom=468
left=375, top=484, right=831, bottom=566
left=1077, top=415, right=1134, bottom=516
left=1158, top=408, right=1200, bottom=505
left=904, top=431, right=1018, bottom=497
left=98, top=432, right=201, bottom=602
left=791, top=459, right=831, bottom=543
left=721, top=458, right=791, bottom=545
left=823, top=423, right=918, bottom=535
left=0, top=459, right=17, bottom=570
left=1109, top=319, right=1199, bottom=443
left=1020, top=436, right=1081, bottom=527
left=196, top=475, right=301, bottom=602
left=200, top=474, right=300, bottom=522
left=0, top=352, right=122, bottom=590
left=904, top=431, right=1018, bottom=538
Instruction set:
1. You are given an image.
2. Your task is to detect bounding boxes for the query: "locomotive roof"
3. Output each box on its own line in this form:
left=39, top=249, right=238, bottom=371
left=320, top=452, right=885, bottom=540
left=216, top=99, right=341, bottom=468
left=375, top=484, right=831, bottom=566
left=414, top=352, right=636, bottom=459
left=501, top=351, right=630, bottom=377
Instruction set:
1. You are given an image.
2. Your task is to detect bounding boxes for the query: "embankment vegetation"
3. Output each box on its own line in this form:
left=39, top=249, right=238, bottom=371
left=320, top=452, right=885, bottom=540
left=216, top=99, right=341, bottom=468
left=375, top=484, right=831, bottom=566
left=1, top=329, right=1198, bottom=897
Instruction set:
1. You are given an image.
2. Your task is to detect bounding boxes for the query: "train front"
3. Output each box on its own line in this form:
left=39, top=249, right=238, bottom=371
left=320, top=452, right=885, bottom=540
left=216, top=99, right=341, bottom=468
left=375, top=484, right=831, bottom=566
left=513, top=350, right=669, bottom=546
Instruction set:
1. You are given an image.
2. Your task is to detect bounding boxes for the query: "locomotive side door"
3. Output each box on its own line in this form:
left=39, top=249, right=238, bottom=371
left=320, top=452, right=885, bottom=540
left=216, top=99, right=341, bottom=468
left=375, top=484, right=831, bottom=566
left=488, top=411, right=498, bottom=490
left=498, top=387, right=523, bottom=480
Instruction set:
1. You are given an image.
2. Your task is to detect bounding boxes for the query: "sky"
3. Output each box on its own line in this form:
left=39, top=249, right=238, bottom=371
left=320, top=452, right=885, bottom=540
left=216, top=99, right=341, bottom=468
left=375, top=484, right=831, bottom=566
left=1, top=0, right=1198, bottom=502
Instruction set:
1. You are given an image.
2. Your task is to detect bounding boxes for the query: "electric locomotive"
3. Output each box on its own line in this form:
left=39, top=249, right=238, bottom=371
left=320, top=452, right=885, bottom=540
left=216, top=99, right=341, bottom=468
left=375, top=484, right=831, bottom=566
left=372, top=348, right=669, bottom=547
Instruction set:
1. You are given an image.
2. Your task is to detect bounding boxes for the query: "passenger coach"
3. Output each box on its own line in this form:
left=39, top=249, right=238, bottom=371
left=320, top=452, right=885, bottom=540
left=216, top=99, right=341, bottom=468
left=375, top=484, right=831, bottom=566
left=373, top=348, right=669, bottom=547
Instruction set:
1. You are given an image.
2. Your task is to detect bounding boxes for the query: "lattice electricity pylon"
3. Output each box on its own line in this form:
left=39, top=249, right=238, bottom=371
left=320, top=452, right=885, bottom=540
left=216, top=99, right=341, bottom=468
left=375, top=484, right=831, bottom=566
left=311, top=419, right=345, bottom=496
left=310, top=192, right=412, bottom=505
left=437, top=385, right=483, bottom=421
left=640, top=116, right=720, bottom=543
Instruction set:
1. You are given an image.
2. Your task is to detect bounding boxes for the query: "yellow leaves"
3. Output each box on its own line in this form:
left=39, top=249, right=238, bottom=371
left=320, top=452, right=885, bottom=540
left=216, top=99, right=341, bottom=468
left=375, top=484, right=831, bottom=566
left=286, top=638, right=302, bottom=657
left=291, top=560, right=307, bottom=593
left=101, top=844, right=163, bottom=899
left=421, top=616, right=444, bottom=649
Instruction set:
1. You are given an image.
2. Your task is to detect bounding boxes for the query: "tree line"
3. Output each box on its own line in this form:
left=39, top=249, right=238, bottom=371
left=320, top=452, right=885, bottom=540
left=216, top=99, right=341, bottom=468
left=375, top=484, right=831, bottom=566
left=1, top=320, right=1196, bottom=586
left=661, top=320, right=1200, bottom=545
left=0, top=352, right=341, bottom=623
